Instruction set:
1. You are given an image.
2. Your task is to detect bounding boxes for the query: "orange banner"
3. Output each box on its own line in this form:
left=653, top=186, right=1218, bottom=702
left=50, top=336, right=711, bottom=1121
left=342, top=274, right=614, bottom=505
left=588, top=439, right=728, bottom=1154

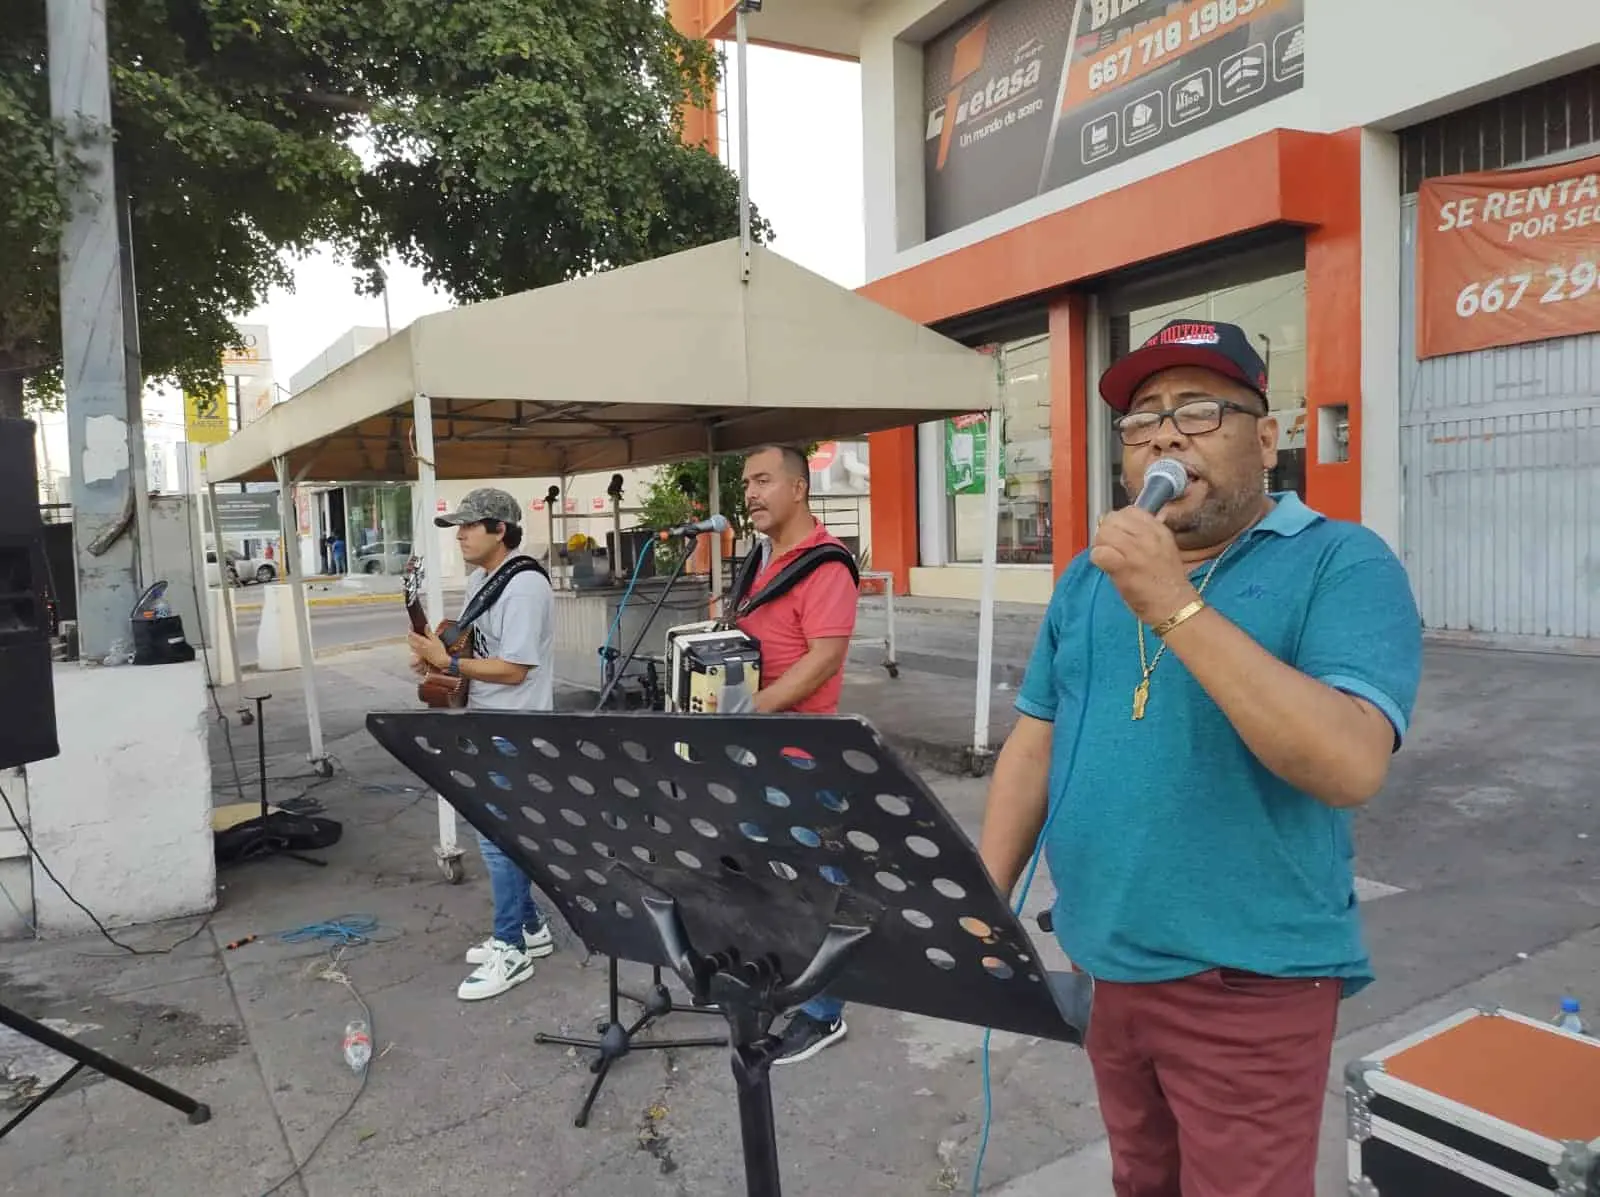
left=1417, top=155, right=1600, bottom=359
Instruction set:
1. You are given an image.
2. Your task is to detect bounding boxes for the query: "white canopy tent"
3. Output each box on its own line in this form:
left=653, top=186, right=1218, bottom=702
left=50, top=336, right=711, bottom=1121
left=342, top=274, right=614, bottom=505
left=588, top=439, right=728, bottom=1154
left=202, top=237, right=1007, bottom=876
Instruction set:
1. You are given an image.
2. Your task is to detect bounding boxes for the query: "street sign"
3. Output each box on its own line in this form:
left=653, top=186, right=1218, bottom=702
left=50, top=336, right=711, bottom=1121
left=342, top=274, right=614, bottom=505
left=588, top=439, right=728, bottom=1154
left=184, top=387, right=229, bottom=444
left=213, top=493, right=281, bottom=535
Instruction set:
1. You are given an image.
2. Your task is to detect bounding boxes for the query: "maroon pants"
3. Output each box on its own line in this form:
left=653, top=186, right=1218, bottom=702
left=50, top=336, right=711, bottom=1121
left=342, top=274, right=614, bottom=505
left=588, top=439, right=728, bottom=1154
left=1086, top=969, right=1340, bottom=1197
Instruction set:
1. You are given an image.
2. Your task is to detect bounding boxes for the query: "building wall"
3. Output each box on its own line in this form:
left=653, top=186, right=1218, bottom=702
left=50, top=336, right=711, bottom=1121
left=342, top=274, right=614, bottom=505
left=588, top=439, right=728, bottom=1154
left=670, top=1, right=1600, bottom=601
left=859, top=0, right=1600, bottom=282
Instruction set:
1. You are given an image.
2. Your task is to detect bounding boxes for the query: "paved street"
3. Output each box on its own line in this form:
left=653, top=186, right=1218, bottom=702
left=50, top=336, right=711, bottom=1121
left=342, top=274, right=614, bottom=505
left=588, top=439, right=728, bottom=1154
left=232, top=602, right=411, bottom=668
left=0, top=631, right=1594, bottom=1196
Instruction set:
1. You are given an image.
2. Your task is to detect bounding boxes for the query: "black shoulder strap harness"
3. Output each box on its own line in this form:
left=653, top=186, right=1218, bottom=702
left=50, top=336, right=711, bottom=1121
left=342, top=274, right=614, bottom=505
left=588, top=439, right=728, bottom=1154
left=726, top=540, right=860, bottom=623
left=456, top=556, right=549, bottom=632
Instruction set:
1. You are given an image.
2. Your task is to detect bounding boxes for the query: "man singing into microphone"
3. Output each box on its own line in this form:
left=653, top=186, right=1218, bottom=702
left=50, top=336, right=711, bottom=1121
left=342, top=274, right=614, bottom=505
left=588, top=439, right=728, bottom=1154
left=978, top=320, right=1422, bottom=1196
left=733, top=445, right=861, bottom=1064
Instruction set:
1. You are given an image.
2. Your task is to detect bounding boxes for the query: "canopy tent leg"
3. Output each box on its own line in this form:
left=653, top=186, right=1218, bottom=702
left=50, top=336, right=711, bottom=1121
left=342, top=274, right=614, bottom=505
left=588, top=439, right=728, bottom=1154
left=275, top=457, right=330, bottom=778
left=413, top=391, right=463, bottom=882
left=972, top=403, right=1003, bottom=769
left=205, top=481, right=249, bottom=724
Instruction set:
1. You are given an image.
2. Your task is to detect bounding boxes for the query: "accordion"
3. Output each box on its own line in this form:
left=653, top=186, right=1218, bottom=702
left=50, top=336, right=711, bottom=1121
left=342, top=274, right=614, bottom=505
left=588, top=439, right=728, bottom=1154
left=664, top=538, right=860, bottom=715
left=664, top=622, right=762, bottom=714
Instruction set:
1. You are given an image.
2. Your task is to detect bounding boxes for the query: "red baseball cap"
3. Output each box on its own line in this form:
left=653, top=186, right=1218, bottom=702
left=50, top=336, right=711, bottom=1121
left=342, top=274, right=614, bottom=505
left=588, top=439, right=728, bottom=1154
left=1098, top=319, right=1270, bottom=413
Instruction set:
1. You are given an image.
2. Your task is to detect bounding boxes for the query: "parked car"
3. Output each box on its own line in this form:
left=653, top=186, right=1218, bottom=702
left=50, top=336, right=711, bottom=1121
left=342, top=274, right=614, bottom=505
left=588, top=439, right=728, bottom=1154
left=204, top=549, right=242, bottom=588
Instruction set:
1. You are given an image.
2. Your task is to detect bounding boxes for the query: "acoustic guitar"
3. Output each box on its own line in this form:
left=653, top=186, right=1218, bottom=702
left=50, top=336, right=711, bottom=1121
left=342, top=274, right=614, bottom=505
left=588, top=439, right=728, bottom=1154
left=402, top=556, right=473, bottom=709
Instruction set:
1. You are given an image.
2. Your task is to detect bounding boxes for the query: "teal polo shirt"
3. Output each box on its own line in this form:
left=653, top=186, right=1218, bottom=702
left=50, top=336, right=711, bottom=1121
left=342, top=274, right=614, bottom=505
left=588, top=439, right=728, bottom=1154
left=1015, top=494, right=1422, bottom=995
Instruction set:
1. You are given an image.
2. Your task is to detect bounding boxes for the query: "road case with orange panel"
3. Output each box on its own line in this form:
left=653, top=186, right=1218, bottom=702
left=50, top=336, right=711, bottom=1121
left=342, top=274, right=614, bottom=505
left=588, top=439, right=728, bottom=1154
left=1347, top=1006, right=1600, bottom=1195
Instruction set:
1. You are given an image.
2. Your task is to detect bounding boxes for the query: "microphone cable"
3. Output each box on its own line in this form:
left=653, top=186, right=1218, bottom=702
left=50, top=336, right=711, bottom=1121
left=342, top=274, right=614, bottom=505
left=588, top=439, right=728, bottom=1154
left=596, top=536, right=658, bottom=688
left=971, top=571, right=1103, bottom=1196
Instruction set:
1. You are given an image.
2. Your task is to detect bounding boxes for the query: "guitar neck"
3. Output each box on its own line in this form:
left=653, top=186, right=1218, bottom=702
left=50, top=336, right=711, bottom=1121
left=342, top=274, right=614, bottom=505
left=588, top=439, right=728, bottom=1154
left=405, top=599, right=429, bottom=636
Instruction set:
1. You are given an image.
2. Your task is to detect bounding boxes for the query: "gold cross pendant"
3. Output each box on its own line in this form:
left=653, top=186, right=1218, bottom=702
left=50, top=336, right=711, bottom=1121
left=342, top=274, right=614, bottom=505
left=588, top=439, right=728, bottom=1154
left=1132, top=677, right=1150, bottom=721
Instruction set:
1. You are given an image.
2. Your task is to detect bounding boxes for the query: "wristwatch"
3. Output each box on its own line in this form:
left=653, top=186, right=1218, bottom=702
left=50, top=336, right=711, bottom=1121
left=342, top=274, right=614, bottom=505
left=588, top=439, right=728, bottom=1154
left=447, top=655, right=461, bottom=677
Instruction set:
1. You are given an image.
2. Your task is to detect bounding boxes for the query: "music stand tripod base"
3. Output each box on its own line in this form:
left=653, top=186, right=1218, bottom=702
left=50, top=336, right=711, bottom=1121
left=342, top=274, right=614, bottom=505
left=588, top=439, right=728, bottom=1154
left=531, top=954, right=726, bottom=1128
left=366, top=710, right=1091, bottom=1197
left=0, top=1002, right=211, bottom=1140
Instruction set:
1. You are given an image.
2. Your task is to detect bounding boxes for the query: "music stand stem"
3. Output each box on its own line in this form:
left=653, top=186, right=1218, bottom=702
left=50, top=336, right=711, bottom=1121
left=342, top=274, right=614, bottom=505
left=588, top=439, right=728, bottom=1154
left=0, top=1001, right=210, bottom=1139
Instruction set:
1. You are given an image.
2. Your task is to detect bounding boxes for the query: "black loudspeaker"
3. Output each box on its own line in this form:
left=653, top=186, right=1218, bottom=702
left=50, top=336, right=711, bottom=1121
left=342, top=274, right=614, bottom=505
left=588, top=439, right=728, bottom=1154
left=0, top=418, right=59, bottom=772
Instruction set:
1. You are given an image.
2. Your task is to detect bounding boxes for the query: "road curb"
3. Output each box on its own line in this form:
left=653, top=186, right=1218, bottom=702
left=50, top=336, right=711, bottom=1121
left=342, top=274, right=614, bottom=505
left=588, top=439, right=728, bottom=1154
left=232, top=593, right=401, bottom=614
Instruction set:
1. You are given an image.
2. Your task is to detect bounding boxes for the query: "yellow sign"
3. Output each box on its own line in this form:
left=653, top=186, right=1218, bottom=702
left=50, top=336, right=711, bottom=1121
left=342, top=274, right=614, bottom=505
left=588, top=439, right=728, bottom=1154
left=184, top=386, right=230, bottom=444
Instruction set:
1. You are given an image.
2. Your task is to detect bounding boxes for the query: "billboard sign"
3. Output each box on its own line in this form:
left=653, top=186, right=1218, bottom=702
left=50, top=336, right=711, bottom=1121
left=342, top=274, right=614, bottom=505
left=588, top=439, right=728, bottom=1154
left=213, top=493, right=281, bottom=536
left=923, top=0, right=1305, bottom=240
left=1416, top=154, right=1600, bottom=359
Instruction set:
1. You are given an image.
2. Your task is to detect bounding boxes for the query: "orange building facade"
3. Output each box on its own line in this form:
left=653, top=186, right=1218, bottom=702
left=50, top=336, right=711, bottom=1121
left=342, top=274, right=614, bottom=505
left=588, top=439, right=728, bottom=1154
left=670, top=1, right=1600, bottom=644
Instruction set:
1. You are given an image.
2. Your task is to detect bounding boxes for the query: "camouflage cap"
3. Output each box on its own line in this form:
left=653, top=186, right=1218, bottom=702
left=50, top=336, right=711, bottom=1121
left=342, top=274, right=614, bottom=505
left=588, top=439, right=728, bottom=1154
left=434, top=487, right=522, bottom=528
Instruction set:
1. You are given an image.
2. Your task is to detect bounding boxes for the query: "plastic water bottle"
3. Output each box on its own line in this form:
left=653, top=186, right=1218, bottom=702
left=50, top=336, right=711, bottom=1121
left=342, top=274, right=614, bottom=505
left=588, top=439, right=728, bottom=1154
left=342, top=1020, right=372, bottom=1072
left=1554, top=997, right=1586, bottom=1035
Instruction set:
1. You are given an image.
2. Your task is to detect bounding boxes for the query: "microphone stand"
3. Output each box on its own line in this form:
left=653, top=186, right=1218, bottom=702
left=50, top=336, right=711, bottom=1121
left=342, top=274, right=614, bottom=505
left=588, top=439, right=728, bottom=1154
left=538, top=528, right=727, bottom=1128
left=594, top=533, right=699, bottom=712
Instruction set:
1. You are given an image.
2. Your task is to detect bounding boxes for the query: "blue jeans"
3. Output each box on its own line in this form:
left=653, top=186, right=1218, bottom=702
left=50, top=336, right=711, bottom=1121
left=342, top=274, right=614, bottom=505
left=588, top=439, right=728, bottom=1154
left=800, top=994, right=844, bottom=1023
left=478, top=832, right=545, bottom=946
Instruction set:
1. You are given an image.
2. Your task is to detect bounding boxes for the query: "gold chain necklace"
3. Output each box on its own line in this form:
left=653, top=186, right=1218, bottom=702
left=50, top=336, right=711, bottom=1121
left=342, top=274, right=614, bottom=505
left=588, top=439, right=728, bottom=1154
left=1132, top=545, right=1231, bottom=721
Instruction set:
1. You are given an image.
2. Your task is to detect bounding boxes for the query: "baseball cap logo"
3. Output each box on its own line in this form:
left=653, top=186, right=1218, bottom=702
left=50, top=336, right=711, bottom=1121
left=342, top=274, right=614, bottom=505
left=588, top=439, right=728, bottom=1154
left=1148, top=321, right=1221, bottom=347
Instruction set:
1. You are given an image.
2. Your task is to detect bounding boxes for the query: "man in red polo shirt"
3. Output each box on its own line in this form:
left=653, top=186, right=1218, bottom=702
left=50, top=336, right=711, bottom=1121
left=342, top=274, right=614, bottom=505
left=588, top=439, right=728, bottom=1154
left=735, top=445, right=859, bottom=1062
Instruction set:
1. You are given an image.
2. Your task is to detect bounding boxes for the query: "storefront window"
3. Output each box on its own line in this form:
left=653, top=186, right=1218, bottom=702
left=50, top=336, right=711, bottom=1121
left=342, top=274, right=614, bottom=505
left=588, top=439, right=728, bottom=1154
left=950, top=334, right=1053, bottom=564
left=1109, top=270, right=1308, bottom=508
left=343, top=483, right=415, bottom=576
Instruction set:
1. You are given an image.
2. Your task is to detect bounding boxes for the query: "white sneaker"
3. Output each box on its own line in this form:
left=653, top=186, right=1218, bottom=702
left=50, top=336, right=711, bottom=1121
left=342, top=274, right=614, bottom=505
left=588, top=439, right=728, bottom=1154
left=465, top=924, right=553, bottom=965
left=456, top=940, right=535, bottom=1001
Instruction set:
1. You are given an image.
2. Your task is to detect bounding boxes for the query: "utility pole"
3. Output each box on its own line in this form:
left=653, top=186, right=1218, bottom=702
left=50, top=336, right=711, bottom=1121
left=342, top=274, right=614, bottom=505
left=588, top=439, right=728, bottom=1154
left=48, top=0, right=143, bottom=657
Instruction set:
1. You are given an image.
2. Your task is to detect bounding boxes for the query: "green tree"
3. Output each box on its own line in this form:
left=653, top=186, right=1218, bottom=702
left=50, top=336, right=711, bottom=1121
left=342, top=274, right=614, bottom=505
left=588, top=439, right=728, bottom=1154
left=0, top=0, right=769, bottom=418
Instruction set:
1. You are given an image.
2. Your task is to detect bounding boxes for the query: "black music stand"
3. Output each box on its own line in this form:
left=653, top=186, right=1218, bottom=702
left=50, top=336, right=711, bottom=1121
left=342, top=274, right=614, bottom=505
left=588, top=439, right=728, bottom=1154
left=0, top=1003, right=210, bottom=1140
left=365, top=710, right=1092, bottom=1197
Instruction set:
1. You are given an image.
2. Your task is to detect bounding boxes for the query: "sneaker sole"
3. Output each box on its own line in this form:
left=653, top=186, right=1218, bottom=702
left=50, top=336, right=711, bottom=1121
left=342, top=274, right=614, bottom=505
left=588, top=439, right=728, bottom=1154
left=457, top=965, right=535, bottom=1002
left=465, top=938, right=555, bottom=965
left=772, top=1021, right=847, bottom=1066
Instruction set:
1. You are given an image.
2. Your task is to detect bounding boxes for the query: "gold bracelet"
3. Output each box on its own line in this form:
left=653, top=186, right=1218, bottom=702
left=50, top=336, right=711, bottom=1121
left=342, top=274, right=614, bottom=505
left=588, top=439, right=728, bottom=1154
left=1152, top=599, right=1207, bottom=638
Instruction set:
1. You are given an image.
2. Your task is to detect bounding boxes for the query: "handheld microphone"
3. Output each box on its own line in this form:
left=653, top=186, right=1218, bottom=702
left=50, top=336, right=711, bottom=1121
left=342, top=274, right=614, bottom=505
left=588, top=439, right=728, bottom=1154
left=658, top=513, right=730, bottom=539
left=1133, top=459, right=1189, bottom=515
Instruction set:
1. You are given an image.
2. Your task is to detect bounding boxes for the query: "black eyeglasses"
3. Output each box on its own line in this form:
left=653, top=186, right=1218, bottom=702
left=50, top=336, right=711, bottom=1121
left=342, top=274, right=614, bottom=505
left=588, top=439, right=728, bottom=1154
left=1113, top=398, right=1264, bottom=446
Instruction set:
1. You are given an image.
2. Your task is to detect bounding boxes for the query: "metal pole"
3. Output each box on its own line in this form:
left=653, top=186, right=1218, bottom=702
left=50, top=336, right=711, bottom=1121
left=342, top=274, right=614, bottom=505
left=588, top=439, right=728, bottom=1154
left=47, top=0, right=140, bottom=659
left=973, top=400, right=1003, bottom=762
left=205, top=481, right=246, bottom=715
left=119, top=189, right=153, bottom=589
left=412, top=392, right=459, bottom=872
left=735, top=4, right=752, bottom=282
left=708, top=436, right=723, bottom=617
left=274, top=457, right=324, bottom=768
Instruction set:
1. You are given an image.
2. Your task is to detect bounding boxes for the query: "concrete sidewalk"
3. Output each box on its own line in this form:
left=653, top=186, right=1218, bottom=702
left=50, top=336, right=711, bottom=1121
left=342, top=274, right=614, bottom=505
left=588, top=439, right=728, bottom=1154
left=0, top=641, right=1594, bottom=1195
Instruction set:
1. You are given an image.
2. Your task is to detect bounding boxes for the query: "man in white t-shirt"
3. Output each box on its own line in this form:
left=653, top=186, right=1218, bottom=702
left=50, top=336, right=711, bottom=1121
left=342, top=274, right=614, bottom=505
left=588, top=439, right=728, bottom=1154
left=409, top=487, right=557, bottom=1001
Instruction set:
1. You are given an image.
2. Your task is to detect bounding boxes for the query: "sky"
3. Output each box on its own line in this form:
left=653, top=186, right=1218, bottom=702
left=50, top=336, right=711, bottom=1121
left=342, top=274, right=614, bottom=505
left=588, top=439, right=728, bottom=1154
left=39, top=44, right=864, bottom=477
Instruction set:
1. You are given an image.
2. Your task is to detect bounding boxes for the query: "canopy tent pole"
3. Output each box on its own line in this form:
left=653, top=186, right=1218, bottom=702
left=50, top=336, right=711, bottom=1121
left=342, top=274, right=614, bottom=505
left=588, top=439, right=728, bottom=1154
left=735, top=2, right=752, bottom=282
left=413, top=391, right=463, bottom=881
left=205, top=480, right=247, bottom=722
left=973, top=400, right=1004, bottom=764
left=275, top=456, right=329, bottom=775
